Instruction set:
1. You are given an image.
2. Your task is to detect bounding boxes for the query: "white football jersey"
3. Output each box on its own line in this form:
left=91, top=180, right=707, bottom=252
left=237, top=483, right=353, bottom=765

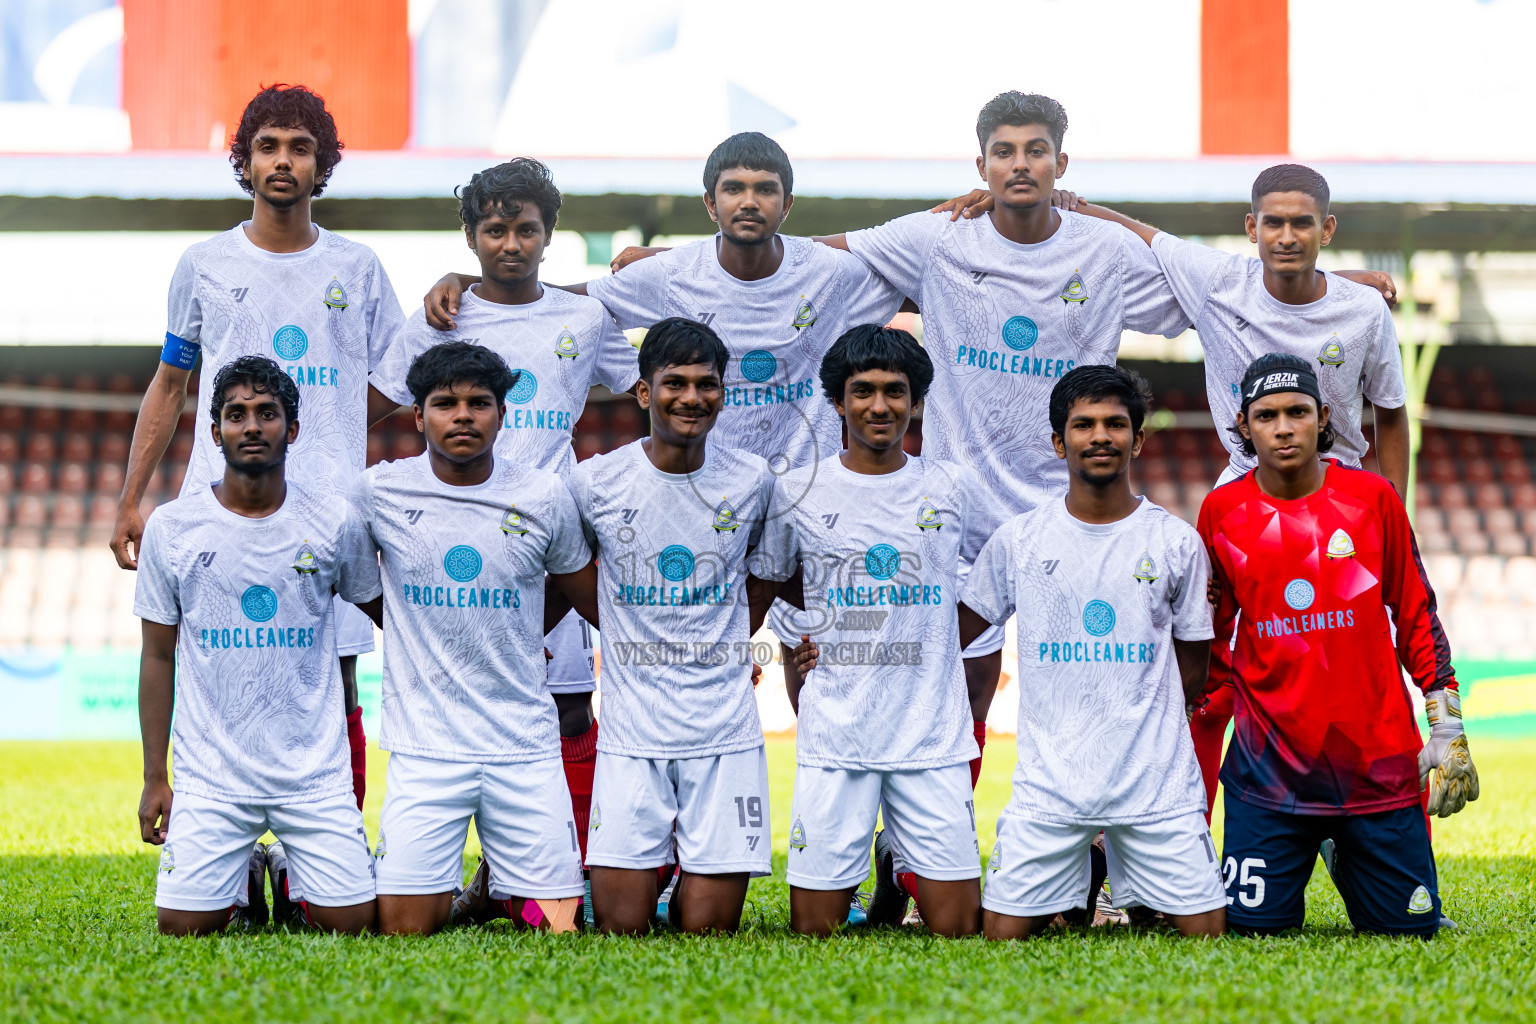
left=1151, top=232, right=1407, bottom=478
left=352, top=454, right=592, bottom=763
left=846, top=210, right=1187, bottom=515
left=370, top=285, right=639, bottom=477
left=586, top=235, right=905, bottom=471
left=568, top=440, right=774, bottom=758
left=167, top=224, right=405, bottom=495
left=755, top=455, right=1004, bottom=770
left=961, top=497, right=1213, bottom=825
left=133, top=484, right=382, bottom=804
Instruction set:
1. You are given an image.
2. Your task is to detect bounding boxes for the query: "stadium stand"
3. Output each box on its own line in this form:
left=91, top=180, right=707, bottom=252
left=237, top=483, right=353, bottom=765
left=1, top=354, right=1534, bottom=659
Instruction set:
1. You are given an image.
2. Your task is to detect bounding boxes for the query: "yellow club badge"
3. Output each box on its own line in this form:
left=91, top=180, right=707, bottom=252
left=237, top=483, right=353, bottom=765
left=916, top=498, right=942, bottom=531
left=554, top=328, right=579, bottom=359
left=292, top=541, right=319, bottom=575
left=1317, top=334, right=1345, bottom=368
left=1060, top=269, right=1088, bottom=303
left=501, top=506, right=529, bottom=536
left=323, top=277, right=349, bottom=310
left=713, top=497, right=739, bottom=532
left=1326, top=527, right=1355, bottom=559
left=1132, top=551, right=1158, bottom=583
left=790, top=818, right=807, bottom=850
left=792, top=295, right=817, bottom=330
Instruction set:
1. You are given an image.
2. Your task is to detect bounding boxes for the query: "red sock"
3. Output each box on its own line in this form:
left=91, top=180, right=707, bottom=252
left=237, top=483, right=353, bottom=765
left=970, top=720, right=987, bottom=790
left=561, top=720, right=598, bottom=865
left=346, top=706, right=367, bottom=810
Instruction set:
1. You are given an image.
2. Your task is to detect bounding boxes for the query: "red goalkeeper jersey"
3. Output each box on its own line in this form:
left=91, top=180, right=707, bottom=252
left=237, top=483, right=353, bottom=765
left=1198, top=463, right=1455, bottom=815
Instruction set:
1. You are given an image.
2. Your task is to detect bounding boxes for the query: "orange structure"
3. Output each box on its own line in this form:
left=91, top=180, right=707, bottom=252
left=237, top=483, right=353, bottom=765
left=1200, top=0, right=1289, bottom=155
left=121, top=0, right=409, bottom=151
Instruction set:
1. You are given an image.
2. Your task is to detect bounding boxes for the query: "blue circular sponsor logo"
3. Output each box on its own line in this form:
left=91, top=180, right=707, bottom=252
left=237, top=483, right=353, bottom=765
left=1082, top=599, right=1116, bottom=636
left=1001, top=316, right=1038, bottom=352
left=740, top=349, right=777, bottom=383
left=658, top=545, right=695, bottom=582
left=1284, top=578, right=1315, bottom=611
left=507, top=369, right=538, bottom=405
left=241, top=584, right=278, bottom=622
left=272, top=325, right=308, bottom=360
left=443, top=545, right=483, bottom=582
left=864, top=543, right=902, bottom=581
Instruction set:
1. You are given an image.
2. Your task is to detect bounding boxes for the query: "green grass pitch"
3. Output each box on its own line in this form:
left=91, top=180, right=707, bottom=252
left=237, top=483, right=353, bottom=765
left=2, top=738, right=1534, bottom=1023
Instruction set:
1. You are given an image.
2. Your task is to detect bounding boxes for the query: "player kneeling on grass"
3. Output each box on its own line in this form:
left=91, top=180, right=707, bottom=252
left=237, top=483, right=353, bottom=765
left=961, top=364, right=1227, bottom=940
left=567, top=317, right=784, bottom=935
left=770, top=325, right=1003, bottom=937
left=352, top=342, right=599, bottom=936
left=1199, top=354, right=1477, bottom=938
left=136, top=356, right=381, bottom=936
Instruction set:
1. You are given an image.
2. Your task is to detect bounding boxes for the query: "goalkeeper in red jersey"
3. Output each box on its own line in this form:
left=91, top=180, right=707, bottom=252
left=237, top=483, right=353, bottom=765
left=1197, top=353, right=1478, bottom=937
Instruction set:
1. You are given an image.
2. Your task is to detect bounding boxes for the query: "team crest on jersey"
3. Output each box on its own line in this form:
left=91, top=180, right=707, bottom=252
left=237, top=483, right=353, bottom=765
left=158, top=846, right=175, bottom=874
left=589, top=805, right=601, bottom=832
left=790, top=818, right=807, bottom=850
left=989, top=839, right=1002, bottom=873
left=1407, top=884, right=1433, bottom=914
left=1132, top=551, right=1158, bottom=584
left=292, top=541, right=319, bottom=575
left=1060, top=269, right=1088, bottom=303
left=712, top=497, right=740, bottom=532
left=1326, top=528, right=1355, bottom=560
left=323, top=277, right=349, bottom=310
left=916, top=498, right=943, bottom=531
left=554, top=328, right=579, bottom=359
left=373, top=834, right=386, bottom=860
left=501, top=506, right=529, bottom=536
left=792, top=295, right=817, bottom=330
left=1317, top=334, right=1345, bottom=368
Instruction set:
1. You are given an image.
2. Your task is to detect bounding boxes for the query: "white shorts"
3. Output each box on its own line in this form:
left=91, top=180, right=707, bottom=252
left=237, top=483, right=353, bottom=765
left=586, top=747, right=771, bottom=877
left=983, top=807, right=1226, bottom=918
left=154, top=790, right=374, bottom=911
left=546, top=609, right=598, bottom=695
left=334, top=594, right=376, bottom=657
left=787, top=763, right=980, bottom=891
left=374, top=752, right=584, bottom=899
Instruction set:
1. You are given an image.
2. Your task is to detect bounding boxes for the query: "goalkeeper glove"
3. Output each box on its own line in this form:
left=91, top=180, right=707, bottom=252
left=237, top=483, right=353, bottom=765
left=1418, top=688, right=1480, bottom=818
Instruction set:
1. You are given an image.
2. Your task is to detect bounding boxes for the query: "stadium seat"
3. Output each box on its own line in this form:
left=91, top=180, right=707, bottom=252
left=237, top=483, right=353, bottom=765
left=1505, top=557, right=1536, bottom=604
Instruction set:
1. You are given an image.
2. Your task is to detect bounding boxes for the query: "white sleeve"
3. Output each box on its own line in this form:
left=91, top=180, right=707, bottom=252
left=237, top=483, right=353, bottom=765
left=368, top=312, right=435, bottom=407
left=844, top=211, right=945, bottom=300
left=585, top=255, right=669, bottom=331
left=543, top=478, right=595, bottom=575
left=1121, top=231, right=1190, bottom=337
left=835, top=249, right=907, bottom=327
left=1168, top=525, right=1215, bottom=642
left=747, top=477, right=799, bottom=582
left=1150, top=231, right=1233, bottom=325
left=1362, top=300, right=1408, bottom=409
left=335, top=506, right=384, bottom=604
left=165, top=250, right=202, bottom=350
left=956, top=465, right=1005, bottom=566
left=364, top=256, right=407, bottom=373
left=960, top=518, right=1019, bottom=625
left=565, top=465, right=600, bottom=551
left=588, top=307, right=641, bottom=395
left=132, top=513, right=181, bottom=626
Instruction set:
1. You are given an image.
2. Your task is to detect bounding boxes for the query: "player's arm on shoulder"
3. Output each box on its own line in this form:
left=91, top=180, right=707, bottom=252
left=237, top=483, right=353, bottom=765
left=137, top=619, right=178, bottom=844
left=112, top=359, right=193, bottom=570
left=423, top=271, right=480, bottom=330
left=930, top=187, right=1086, bottom=221
left=609, top=245, right=671, bottom=273
left=1335, top=269, right=1397, bottom=307
left=1073, top=201, right=1160, bottom=246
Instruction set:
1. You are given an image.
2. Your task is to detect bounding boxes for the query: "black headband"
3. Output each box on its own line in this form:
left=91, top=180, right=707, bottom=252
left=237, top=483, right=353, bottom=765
left=1240, top=363, right=1321, bottom=415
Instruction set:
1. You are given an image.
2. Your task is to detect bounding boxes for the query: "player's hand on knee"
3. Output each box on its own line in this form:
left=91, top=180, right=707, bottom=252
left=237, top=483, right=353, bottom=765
left=789, top=634, right=820, bottom=675
left=1418, top=688, right=1480, bottom=817
left=138, top=780, right=174, bottom=844
left=930, top=190, right=991, bottom=221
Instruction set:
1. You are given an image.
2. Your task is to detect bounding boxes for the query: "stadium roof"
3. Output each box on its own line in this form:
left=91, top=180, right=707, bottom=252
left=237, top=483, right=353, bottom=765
left=3, top=154, right=1536, bottom=251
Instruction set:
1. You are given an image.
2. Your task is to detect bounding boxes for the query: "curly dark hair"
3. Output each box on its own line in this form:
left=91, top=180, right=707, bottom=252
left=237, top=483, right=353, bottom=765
left=976, top=91, right=1068, bottom=155
left=820, top=324, right=934, bottom=406
left=229, top=84, right=344, bottom=197
left=210, top=355, right=299, bottom=425
left=457, top=158, right=562, bottom=234
left=405, top=342, right=519, bottom=408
